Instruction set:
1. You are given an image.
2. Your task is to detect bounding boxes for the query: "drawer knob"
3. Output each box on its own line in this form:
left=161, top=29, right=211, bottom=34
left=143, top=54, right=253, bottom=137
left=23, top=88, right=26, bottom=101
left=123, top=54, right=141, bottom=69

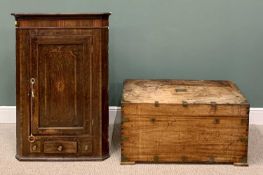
left=57, top=145, right=63, bottom=152
left=32, top=145, right=37, bottom=151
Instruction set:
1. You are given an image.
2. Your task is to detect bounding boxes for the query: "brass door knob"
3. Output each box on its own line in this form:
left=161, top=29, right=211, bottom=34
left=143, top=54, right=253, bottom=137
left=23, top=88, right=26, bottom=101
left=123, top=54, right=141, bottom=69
left=57, top=145, right=63, bottom=152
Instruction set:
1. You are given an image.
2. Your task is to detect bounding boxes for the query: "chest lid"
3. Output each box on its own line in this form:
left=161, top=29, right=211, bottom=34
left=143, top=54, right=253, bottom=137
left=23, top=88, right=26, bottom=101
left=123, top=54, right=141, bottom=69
left=122, top=80, right=248, bottom=105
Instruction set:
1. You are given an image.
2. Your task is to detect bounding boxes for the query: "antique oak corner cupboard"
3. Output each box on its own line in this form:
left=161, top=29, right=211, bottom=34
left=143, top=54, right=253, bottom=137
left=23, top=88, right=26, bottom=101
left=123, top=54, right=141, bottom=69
left=12, top=13, right=111, bottom=160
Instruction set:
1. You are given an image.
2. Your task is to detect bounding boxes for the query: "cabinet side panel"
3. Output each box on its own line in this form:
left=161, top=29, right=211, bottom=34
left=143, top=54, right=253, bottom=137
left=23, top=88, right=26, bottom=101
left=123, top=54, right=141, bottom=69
left=101, top=28, right=109, bottom=156
left=16, top=29, right=30, bottom=158
left=16, top=28, right=21, bottom=157
left=91, top=29, right=102, bottom=156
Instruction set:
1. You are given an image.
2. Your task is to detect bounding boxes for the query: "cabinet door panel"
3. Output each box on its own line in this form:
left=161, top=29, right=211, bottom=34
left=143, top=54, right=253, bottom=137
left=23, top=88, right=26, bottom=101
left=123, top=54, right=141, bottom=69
left=30, top=30, right=93, bottom=136
left=38, top=44, right=81, bottom=128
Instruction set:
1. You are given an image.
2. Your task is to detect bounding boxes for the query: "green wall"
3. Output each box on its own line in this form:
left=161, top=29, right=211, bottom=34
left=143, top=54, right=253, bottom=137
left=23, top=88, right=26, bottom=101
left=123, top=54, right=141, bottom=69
left=0, top=0, right=263, bottom=106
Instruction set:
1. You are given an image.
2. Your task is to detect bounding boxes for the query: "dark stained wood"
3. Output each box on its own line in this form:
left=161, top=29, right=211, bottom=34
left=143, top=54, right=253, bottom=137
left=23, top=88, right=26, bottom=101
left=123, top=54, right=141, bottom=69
left=13, top=13, right=110, bottom=160
left=43, top=141, right=77, bottom=154
left=11, top=13, right=110, bottom=28
left=121, top=80, right=249, bottom=165
left=11, top=13, right=111, bottom=18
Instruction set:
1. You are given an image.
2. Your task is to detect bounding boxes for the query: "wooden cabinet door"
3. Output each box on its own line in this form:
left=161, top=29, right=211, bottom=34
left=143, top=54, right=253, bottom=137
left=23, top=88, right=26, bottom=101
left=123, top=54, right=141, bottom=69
left=29, top=29, right=94, bottom=136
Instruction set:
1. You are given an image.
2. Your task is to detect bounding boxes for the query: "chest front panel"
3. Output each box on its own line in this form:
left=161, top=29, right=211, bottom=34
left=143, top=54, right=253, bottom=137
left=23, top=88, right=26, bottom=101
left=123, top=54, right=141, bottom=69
left=121, top=113, right=248, bottom=164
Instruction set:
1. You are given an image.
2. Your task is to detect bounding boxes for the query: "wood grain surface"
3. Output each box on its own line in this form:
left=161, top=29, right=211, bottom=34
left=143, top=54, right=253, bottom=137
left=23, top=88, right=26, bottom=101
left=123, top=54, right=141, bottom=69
left=122, top=80, right=248, bottom=104
left=121, top=80, right=249, bottom=165
left=14, top=13, right=110, bottom=160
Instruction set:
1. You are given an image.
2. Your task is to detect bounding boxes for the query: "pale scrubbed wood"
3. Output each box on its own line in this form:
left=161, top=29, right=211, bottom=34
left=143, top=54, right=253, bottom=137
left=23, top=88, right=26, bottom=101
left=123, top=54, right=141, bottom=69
left=122, top=103, right=248, bottom=116
left=122, top=80, right=248, bottom=105
left=121, top=80, right=249, bottom=165
left=122, top=115, right=247, bottom=163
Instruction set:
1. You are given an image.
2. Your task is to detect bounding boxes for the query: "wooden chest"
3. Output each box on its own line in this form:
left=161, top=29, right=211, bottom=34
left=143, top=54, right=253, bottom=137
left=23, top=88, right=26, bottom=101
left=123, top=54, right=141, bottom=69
left=121, top=80, right=249, bottom=166
left=12, top=13, right=110, bottom=160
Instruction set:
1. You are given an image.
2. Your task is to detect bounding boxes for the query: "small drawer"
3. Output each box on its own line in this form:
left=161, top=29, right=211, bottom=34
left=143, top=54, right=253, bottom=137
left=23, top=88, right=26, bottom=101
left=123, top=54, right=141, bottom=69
left=44, top=141, right=77, bottom=154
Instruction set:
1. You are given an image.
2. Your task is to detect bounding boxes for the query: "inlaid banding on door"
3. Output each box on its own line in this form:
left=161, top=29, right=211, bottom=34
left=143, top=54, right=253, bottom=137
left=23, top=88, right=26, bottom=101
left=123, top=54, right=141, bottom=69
left=29, top=33, right=93, bottom=135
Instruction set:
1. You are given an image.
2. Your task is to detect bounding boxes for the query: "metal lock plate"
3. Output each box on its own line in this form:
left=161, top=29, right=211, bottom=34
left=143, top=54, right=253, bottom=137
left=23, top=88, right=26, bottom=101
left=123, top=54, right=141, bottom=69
left=154, top=101, right=160, bottom=107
